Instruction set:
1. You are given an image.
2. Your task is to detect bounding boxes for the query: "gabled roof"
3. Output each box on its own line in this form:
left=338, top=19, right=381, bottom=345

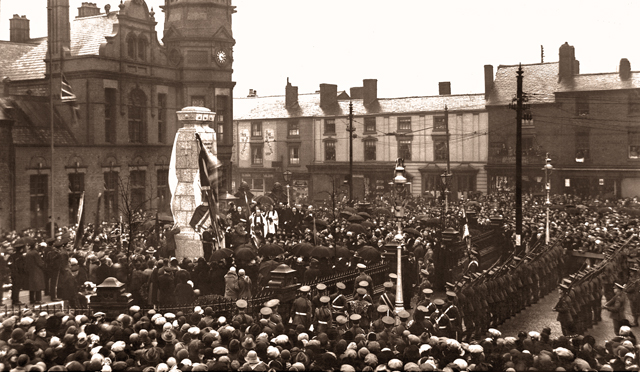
left=0, top=41, right=39, bottom=78
left=3, top=12, right=119, bottom=81
left=486, top=63, right=559, bottom=106
left=0, top=96, right=78, bottom=146
left=557, top=71, right=640, bottom=92
left=234, top=92, right=486, bottom=121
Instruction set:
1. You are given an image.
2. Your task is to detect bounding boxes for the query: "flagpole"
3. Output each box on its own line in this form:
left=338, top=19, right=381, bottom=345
left=48, top=1, right=55, bottom=238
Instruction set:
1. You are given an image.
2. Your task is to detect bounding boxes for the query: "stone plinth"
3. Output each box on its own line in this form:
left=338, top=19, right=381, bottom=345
left=169, top=106, right=217, bottom=259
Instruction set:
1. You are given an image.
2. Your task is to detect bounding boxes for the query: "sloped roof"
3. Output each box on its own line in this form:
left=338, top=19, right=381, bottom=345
left=0, top=96, right=78, bottom=146
left=557, top=71, right=640, bottom=92
left=0, top=41, right=38, bottom=78
left=3, top=12, right=119, bottom=81
left=234, top=92, right=486, bottom=121
left=486, top=63, right=559, bottom=106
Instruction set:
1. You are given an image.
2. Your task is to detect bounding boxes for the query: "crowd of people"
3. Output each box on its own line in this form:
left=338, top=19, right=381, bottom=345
left=1, top=186, right=640, bottom=370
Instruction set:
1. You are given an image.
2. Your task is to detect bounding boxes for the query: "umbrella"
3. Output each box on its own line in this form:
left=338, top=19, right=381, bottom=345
left=597, top=207, right=613, bottom=214
left=361, top=220, right=375, bottom=228
left=357, top=246, right=381, bottom=262
left=210, top=248, right=233, bottom=262
left=348, top=214, right=365, bottom=223
left=419, top=218, right=442, bottom=227
left=339, top=211, right=354, bottom=219
left=234, top=247, right=256, bottom=261
left=566, top=207, right=580, bottom=215
left=403, top=227, right=421, bottom=237
left=549, top=205, right=565, bottom=210
left=334, top=245, right=352, bottom=258
left=157, top=213, right=174, bottom=223
left=234, top=243, right=254, bottom=254
left=311, top=219, right=329, bottom=228
left=310, top=246, right=332, bottom=258
left=342, top=206, right=358, bottom=214
left=358, top=212, right=372, bottom=220
left=292, top=242, right=315, bottom=257
left=259, top=243, right=284, bottom=257
left=576, top=205, right=588, bottom=209
left=347, top=224, right=367, bottom=235
left=373, top=207, right=392, bottom=216
left=254, top=195, right=275, bottom=206
left=467, top=201, right=481, bottom=208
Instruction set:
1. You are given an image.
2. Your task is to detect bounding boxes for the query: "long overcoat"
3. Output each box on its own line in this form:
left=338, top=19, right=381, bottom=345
left=25, top=248, right=46, bottom=291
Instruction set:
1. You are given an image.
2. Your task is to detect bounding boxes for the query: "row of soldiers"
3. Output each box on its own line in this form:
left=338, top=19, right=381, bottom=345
left=448, top=240, right=566, bottom=342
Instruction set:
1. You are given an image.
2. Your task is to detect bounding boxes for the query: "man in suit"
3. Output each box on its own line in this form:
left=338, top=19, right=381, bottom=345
left=25, top=242, right=46, bottom=304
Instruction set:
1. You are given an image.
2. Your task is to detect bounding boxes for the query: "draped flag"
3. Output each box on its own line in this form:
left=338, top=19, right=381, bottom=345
left=61, top=73, right=78, bottom=104
left=168, top=135, right=179, bottom=218
left=462, top=208, right=471, bottom=249
left=93, top=192, right=102, bottom=240
left=74, top=192, right=85, bottom=249
left=194, top=133, right=222, bottom=246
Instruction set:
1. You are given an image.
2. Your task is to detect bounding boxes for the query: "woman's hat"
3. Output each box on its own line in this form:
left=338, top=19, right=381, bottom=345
left=245, top=350, right=260, bottom=364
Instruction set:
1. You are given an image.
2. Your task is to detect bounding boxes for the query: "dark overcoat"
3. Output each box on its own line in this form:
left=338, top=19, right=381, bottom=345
left=25, top=248, right=46, bottom=291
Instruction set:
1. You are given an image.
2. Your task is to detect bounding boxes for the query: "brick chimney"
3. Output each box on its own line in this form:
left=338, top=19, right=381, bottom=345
left=320, top=83, right=338, bottom=108
left=77, top=2, right=101, bottom=17
left=49, top=0, right=71, bottom=60
left=9, top=15, right=30, bottom=43
left=363, top=79, right=377, bottom=106
left=484, top=65, right=494, bottom=99
left=350, top=87, right=363, bottom=99
left=247, top=89, right=257, bottom=97
left=558, top=42, right=577, bottom=82
left=439, top=82, right=451, bottom=95
left=285, top=78, right=298, bottom=109
left=620, top=58, right=631, bottom=80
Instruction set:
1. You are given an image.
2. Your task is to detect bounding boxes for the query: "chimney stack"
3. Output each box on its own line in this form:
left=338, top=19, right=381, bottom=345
left=77, top=2, right=101, bottom=17
left=363, top=79, right=377, bottom=106
left=620, top=58, right=631, bottom=80
left=558, top=42, right=578, bottom=81
left=9, top=15, right=30, bottom=43
left=350, top=87, right=363, bottom=99
left=439, top=82, right=451, bottom=95
left=484, top=65, right=494, bottom=99
left=285, top=78, right=298, bottom=109
left=49, top=0, right=71, bottom=60
left=319, top=83, right=338, bottom=108
left=247, top=89, right=257, bottom=97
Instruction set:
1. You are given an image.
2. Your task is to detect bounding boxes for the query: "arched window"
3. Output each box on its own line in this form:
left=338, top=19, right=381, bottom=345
left=126, top=33, right=136, bottom=59
left=137, top=36, right=147, bottom=61
left=128, top=89, right=146, bottom=143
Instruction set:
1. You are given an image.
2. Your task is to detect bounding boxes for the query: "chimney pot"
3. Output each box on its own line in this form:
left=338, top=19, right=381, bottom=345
left=9, top=14, right=30, bottom=43
left=439, top=82, right=451, bottom=95
left=620, top=58, right=631, bottom=80
left=78, top=1, right=101, bottom=17
left=559, top=42, right=577, bottom=81
left=285, top=79, right=298, bottom=109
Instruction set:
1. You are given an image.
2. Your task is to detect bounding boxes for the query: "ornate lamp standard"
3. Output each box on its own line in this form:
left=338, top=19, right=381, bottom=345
left=393, top=158, right=407, bottom=312
left=440, top=172, right=452, bottom=224
left=283, top=170, right=293, bottom=207
left=543, top=153, right=553, bottom=244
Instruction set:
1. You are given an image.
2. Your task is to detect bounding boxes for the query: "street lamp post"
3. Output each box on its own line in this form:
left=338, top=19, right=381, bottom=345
left=283, top=170, right=293, bottom=207
left=543, top=153, right=553, bottom=244
left=393, top=158, right=407, bottom=313
left=440, top=172, right=452, bottom=220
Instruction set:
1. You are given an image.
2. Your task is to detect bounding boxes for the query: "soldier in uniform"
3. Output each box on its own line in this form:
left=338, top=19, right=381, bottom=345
left=330, top=282, right=348, bottom=320
left=443, top=291, right=461, bottom=340
left=430, top=299, right=453, bottom=338
left=348, top=314, right=365, bottom=335
left=371, top=305, right=390, bottom=332
left=264, top=299, right=283, bottom=327
left=604, top=282, right=629, bottom=336
left=554, top=283, right=574, bottom=336
left=625, top=267, right=640, bottom=326
left=419, top=288, right=436, bottom=317
left=358, top=281, right=374, bottom=305
left=392, top=310, right=411, bottom=341
left=349, top=288, right=373, bottom=331
left=379, top=281, right=396, bottom=312
left=290, top=285, right=313, bottom=330
left=232, top=299, right=254, bottom=330
left=259, top=307, right=277, bottom=331
left=335, top=315, right=349, bottom=336
left=315, top=296, right=333, bottom=334
left=312, top=283, right=328, bottom=309
left=353, top=263, right=373, bottom=296
left=377, top=315, right=396, bottom=344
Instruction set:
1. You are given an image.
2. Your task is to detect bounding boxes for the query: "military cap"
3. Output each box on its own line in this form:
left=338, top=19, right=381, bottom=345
left=336, top=315, right=347, bottom=325
left=236, top=300, right=247, bottom=309
left=350, top=314, right=361, bottom=321
left=446, top=291, right=457, bottom=298
left=265, top=299, right=280, bottom=308
left=383, top=282, right=394, bottom=289
left=260, top=307, right=273, bottom=316
left=377, top=305, right=389, bottom=313
left=317, top=283, right=327, bottom=291
left=398, top=310, right=410, bottom=320
left=320, top=296, right=330, bottom=304
left=389, top=273, right=397, bottom=280
left=357, top=263, right=366, bottom=269
left=336, top=282, right=346, bottom=290
left=299, top=285, right=311, bottom=293
left=462, top=275, right=470, bottom=281
left=514, top=256, right=522, bottom=261
left=359, top=281, right=369, bottom=287
left=416, top=305, right=428, bottom=313
left=422, top=288, right=433, bottom=295
left=615, top=283, right=625, bottom=290
left=356, top=288, right=367, bottom=295
left=445, top=282, right=455, bottom=289
left=420, top=269, right=429, bottom=275
left=433, top=299, right=445, bottom=306
left=382, top=316, right=395, bottom=325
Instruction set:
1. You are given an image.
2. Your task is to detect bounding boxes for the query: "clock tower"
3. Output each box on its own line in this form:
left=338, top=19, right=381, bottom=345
left=161, top=0, right=236, bottom=193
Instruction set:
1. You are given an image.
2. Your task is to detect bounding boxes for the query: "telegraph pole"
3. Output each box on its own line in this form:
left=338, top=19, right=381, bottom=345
left=444, top=105, right=451, bottom=213
left=515, top=65, right=523, bottom=252
left=348, top=101, right=354, bottom=201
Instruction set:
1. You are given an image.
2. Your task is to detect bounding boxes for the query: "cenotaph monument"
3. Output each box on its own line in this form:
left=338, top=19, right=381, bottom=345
left=168, top=106, right=218, bottom=258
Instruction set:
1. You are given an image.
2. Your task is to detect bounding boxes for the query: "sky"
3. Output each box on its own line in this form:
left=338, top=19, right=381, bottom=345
left=2, top=0, right=640, bottom=98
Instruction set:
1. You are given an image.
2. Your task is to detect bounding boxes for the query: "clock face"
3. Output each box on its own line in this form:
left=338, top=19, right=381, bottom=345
left=169, top=49, right=181, bottom=66
left=215, top=49, right=229, bottom=66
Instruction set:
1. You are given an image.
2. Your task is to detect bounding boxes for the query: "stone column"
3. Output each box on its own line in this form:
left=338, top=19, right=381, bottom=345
left=169, top=106, right=217, bottom=259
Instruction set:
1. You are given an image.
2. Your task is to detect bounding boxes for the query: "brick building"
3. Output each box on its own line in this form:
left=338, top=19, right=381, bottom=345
left=233, top=79, right=488, bottom=204
left=0, top=0, right=236, bottom=232
left=485, top=42, right=640, bottom=199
